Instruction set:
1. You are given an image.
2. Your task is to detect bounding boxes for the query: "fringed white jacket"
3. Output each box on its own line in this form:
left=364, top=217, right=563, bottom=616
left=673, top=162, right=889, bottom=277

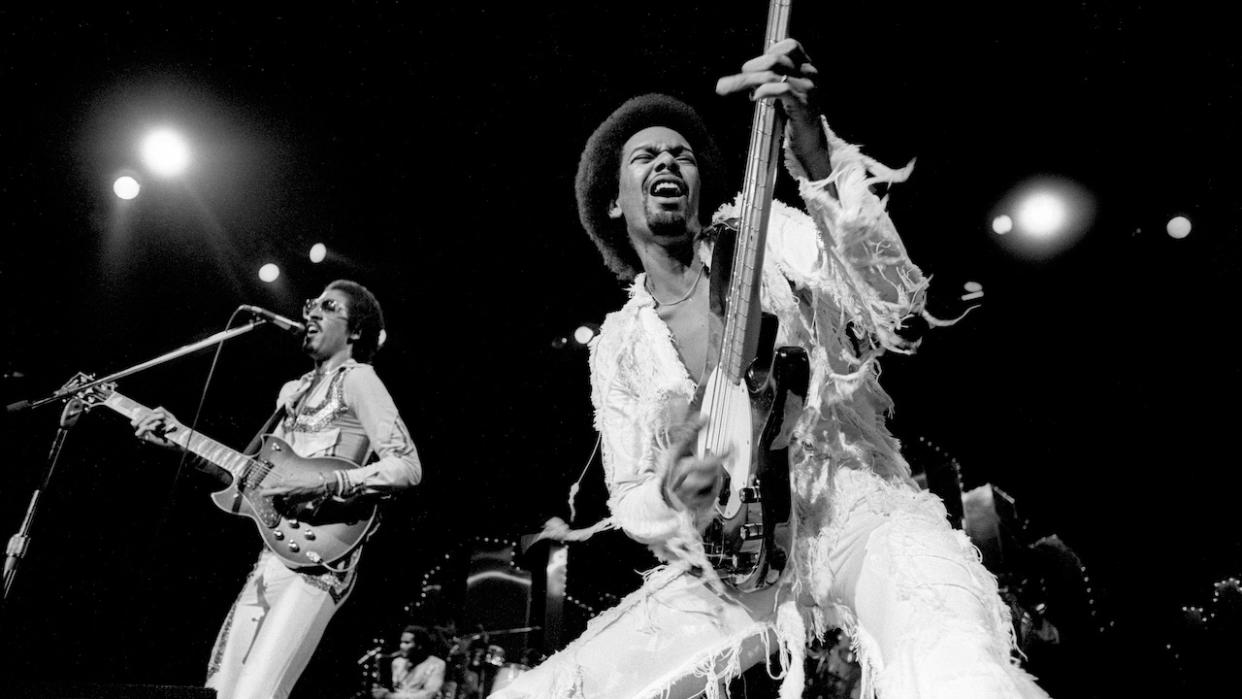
left=587, top=117, right=933, bottom=598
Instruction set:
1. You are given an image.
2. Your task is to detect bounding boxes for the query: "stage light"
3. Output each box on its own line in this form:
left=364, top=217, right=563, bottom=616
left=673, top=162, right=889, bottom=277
left=961, top=281, right=984, bottom=301
left=309, top=243, right=327, bottom=263
left=1166, top=216, right=1192, bottom=239
left=553, top=322, right=600, bottom=349
left=141, top=128, right=190, bottom=177
left=113, top=176, right=140, bottom=200
left=992, top=177, right=1095, bottom=260
left=258, top=263, right=280, bottom=283
left=573, top=324, right=598, bottom=345
left=1016, top=192, right=1067, bottom=238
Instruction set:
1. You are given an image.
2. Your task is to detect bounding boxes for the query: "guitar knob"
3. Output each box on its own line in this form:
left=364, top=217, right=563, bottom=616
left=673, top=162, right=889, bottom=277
left=307, top=552, right=323, bottom=564
left=270, top=443, right=282, bottom=452
left=288, top=542, right=300, bottom=553
left=274, top=530, right=285, bottom=540
left=288, top=519, right=300, bottom=528
left=304, top=530, right=316, bottom=541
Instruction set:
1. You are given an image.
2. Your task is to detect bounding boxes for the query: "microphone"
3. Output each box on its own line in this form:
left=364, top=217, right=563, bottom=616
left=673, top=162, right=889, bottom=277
left=355, top=647, right=383, bottom=665
left=239, top=305, right=305, bottom=336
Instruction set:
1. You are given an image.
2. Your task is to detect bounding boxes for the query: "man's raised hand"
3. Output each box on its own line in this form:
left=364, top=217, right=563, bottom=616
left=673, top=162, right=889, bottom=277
left=715, top=38, right=831, bottom=180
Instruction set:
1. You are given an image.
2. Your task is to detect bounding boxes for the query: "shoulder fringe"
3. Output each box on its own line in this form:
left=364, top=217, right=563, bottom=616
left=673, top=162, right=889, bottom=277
left=533, top=516, right=617, bottom=544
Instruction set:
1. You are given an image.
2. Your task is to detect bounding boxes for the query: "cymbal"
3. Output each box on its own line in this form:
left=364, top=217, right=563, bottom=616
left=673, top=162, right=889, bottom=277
left=488, top=625, right=541, bottom=636
left=459, top=625, right=542, bottom=639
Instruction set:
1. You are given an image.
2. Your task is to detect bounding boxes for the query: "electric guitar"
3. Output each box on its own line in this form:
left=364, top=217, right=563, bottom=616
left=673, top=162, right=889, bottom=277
left=70, top=374, right=378, bottom=569
left=696, top=0, right=810, bottom=592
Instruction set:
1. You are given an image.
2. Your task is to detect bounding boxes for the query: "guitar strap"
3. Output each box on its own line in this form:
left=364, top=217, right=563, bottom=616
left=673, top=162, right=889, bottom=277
left=707, top=220, right=737, bottom=318
left=242, top=404, right=289, bottom=457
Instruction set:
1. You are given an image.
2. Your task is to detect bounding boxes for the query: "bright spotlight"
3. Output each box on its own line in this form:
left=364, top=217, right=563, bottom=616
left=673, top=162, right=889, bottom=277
left=1015, top=192, right=1067, bottom=238
left=573, top=325, right=598, bottom=345
left=1166, top=216, right=1192, bottom=239
left=961, top=281, right=984, bottom=302
left=258, top=263, right=280, bottom=283
left=309, top=243, right=327, bottom=263
left=993, top=177, right=1095, bottom=260
left=553, top=322, right=600, bottom=349
left=113, top=176, right=141, bottom=200
left=141, top=128, right=190, bottom=177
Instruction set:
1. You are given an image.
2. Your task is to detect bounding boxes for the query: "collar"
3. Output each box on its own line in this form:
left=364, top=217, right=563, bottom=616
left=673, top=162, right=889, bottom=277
left=301, top=357, right=360, bottom=384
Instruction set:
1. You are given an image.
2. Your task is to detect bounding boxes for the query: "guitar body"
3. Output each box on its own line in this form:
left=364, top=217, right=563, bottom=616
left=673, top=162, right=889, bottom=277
left=65, top=373, right=380, bottom=573
left=698, top=310, right=808, bottom=592
left=208, top=435, right=378, bottom=570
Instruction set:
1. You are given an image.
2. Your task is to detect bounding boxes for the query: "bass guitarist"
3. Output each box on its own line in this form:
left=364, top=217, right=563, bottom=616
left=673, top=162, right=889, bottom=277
left=491, top=34, right=1049, bottom=699
left=134, top=279, right=422, bottom=699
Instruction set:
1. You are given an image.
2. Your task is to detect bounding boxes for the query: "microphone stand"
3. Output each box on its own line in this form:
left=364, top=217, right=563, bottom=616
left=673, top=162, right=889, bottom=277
left=5, top=320, right=268, bottom=415
left=3, top=396, right=83, bottom=602
left=1, top=319, right=274, bottom=606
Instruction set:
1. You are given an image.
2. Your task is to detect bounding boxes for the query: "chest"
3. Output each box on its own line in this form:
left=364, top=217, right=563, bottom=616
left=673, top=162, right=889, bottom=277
left=396, top=659, right=436, bottom=687
left=653, top=286, right=721, bottom=386
left=285, top=372, right=349, bottom=433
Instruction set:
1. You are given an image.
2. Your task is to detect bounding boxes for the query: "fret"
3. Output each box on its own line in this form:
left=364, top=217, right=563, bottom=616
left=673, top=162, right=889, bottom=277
left=103, top=392, right=249, bottom=477
left=724, top=49, right=785, bottom=380
left=178, top=432, right=250, bottom=476
left=715, top=0, right=794, bottom=383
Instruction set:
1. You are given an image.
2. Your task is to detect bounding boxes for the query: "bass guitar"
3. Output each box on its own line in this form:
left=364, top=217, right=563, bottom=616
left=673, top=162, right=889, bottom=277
left=697, top=0, right=810, bottom=592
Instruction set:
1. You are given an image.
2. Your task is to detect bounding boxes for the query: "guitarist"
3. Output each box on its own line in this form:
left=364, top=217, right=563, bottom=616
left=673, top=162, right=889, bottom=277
left=133, top=279, right=422, bottom=699
left=492, top=41, right=1049, bottom=699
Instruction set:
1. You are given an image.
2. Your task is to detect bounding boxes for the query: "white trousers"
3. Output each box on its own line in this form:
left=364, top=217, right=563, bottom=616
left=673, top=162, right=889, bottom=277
left=492, top=469, right=1050, bottom=699
left=206, top=552, right=346, bottom=699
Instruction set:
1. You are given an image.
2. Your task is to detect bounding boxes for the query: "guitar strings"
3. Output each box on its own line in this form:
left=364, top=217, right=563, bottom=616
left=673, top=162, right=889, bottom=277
left=703, top=100, right=779, bottom=514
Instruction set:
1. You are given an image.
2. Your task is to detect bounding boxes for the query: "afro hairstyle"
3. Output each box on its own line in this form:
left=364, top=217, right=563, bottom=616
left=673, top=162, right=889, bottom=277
left=575, top=93, right=727, bottom=281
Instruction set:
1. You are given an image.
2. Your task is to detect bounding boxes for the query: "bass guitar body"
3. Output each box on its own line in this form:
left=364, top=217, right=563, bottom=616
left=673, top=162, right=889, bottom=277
left=698, top=226, right=809, bottom=591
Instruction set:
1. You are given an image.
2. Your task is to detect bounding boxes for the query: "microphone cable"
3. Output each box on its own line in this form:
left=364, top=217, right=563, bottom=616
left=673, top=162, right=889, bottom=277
left=132, top=307, right=263, bottom=634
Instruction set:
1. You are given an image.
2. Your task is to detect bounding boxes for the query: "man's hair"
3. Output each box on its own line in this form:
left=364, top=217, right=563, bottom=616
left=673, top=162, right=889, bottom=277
left=401, top=625, right=436, bottom=659
left=326, top=279, right=384, bottom=362
left=575, top=93, right=726, bottom=281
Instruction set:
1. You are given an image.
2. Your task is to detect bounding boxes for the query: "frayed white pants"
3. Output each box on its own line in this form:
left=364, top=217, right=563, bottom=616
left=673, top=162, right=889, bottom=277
left=491, top=469, right=1050, bottom=699
left=206, top=552, right=347, bottom=699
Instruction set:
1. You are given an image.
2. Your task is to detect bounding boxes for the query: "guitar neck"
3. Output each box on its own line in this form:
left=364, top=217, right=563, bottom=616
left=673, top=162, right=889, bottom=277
left=719, top=0, right=793, bottom=382
left=102, top=393, right=252, bottom=477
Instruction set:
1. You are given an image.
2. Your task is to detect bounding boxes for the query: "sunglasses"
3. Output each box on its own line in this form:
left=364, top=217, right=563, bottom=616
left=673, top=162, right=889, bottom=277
left=302, top=297, right=349, bottom=319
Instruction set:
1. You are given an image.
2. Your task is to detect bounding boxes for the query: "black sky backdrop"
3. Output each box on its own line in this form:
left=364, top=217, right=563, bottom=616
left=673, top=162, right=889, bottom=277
left=2, top=3, right=1239, bottom=696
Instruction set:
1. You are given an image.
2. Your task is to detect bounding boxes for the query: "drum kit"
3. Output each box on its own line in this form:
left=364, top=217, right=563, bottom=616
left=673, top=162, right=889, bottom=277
left=358, top=625, right=542, bottom=699
left=437, top=625, right=542, bottom=698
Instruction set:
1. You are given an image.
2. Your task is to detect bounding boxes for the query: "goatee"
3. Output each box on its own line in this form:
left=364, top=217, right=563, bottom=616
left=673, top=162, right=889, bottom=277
left=648, top=212, right=691, bottom=239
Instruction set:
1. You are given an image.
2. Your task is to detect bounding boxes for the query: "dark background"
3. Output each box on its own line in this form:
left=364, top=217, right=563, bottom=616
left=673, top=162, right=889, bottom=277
left=1, top=3, right=1238, bottom=697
